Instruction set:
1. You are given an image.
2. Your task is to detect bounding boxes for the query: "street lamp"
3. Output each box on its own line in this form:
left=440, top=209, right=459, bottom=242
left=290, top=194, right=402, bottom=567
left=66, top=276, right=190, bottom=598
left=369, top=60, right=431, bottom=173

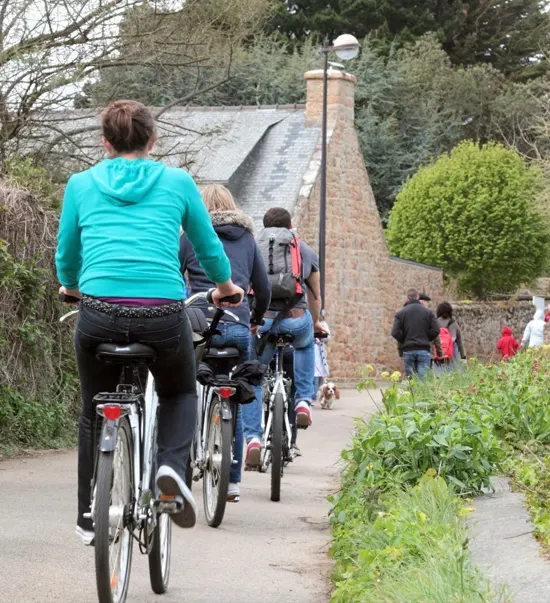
left=318, top=34, right=360, bottom=316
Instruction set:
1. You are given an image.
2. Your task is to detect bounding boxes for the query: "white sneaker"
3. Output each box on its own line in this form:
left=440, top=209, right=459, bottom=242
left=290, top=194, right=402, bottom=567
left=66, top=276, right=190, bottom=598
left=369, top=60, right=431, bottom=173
left=75, top=525, right=94, bottom=546
left=295, top=401, right=312, bottom=428
left=227, top=483, right=240, bottom=502
left=156, top=465, right=197, bottom=528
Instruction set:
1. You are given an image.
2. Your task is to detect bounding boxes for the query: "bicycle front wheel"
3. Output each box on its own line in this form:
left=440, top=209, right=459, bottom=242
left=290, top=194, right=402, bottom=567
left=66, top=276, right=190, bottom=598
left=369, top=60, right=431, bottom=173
left=148, top=512, right=171, bottom=594
left=94, top=417, right=134, bottom=603
left=270, top=391, right=284, bottom=502
left=148, top=415, right=172, bottom=595
left=203, top=396, right=232, bottom=527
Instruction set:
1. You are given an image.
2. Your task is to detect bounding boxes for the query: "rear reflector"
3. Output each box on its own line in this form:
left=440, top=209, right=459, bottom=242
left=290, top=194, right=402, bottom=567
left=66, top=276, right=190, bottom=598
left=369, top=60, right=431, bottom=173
left=103, top=404, right=122, bottom=421
left=218, top=387, right=235, bottom=399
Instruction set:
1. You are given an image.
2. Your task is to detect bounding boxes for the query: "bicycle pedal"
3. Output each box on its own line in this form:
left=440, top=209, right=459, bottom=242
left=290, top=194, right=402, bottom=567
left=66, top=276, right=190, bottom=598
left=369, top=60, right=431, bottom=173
left=157, top=495, right=183, bottom=514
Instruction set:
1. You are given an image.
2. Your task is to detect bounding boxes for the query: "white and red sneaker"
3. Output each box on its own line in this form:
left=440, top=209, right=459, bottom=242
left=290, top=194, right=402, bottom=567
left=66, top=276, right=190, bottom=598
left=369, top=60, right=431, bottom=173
left=245, top=437, right=262, bottom=468
left=295, top=401, right=312, bottom=428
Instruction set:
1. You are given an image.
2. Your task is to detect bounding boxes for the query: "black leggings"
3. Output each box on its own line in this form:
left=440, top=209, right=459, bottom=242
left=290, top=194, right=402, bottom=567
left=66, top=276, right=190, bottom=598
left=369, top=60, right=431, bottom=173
left=75, top=306, right=197, bottom=531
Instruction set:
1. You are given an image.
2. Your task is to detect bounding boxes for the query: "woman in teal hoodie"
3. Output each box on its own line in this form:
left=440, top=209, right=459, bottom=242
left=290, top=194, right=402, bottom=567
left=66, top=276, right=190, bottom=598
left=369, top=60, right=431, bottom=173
left=56, top=100, right=243, bottom=544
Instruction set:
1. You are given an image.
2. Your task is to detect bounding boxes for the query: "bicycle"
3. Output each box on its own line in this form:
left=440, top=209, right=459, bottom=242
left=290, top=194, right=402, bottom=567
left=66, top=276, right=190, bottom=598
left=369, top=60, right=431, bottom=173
left=60, top=289, right=238, bottom=603
left=258, top=330, right=329, bottom=502
left=258, top=333, right=295, bottom=502
left=188, top=301, right=242, bottom=527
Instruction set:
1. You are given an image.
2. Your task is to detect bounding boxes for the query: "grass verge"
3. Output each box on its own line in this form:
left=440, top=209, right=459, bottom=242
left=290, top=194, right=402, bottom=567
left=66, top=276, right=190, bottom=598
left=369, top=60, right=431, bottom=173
left=330, top=472, right=505, bottom=602
left=330, top=350, right=550, bottom=602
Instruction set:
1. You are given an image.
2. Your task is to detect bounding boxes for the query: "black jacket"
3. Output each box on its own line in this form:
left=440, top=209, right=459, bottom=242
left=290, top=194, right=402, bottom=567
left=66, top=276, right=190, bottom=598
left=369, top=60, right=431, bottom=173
left=392, top=301, right=441, bottom=353
left=180, top=210, right=271, bottom=324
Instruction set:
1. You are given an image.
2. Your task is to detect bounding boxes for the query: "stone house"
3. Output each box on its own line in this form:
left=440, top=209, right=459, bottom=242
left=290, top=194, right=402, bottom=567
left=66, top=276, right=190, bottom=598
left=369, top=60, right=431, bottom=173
left=40, top=69, right=443, bottom=378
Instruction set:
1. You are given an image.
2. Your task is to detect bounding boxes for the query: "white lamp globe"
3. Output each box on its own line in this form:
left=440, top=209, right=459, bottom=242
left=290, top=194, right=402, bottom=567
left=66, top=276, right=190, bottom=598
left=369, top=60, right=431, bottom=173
left=333, top=34, right=360, bottom=60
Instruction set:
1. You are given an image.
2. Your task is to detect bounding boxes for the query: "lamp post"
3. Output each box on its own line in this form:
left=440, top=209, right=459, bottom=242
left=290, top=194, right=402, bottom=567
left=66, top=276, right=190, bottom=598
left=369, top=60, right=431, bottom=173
left=318, top=34, right=359, bottom=316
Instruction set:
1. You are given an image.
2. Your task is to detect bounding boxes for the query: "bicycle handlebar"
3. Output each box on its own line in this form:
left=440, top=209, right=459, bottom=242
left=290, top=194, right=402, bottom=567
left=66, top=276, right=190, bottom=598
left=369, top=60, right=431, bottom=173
left=315, top=331, right=329, bottom=340
left=59, top=293, right=81, bottom=305
left=205, top=290, right=242, bottom=305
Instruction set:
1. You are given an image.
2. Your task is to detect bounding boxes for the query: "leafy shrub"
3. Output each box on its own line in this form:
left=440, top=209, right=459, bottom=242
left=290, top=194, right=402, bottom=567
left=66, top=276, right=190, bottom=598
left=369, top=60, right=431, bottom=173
left=387, top=141, right=550, bottom=297
left=345, top=377, right=503, bottom=495
left=0, top=161, right=79, bottom=455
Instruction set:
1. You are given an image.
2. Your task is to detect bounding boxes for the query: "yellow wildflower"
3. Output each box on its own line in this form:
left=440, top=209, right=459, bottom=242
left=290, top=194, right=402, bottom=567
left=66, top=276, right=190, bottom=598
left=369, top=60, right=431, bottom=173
left=380, top=371, right=390, bottom=380
left=390, top=371, right=402, bottom=383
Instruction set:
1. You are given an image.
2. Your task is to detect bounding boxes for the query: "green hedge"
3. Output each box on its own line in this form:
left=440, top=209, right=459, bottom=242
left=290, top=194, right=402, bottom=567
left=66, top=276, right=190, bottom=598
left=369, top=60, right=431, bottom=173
left=0, top=159, right=78, bottom=455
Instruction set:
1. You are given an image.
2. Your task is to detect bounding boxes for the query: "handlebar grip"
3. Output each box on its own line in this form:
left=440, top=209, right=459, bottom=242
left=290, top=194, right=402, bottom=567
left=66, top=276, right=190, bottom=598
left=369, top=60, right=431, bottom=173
left=59, top=293, right=81, bottom=304
left=315, top=331, right=329, bottom=339
left=205, top=289, right=242, bottom=304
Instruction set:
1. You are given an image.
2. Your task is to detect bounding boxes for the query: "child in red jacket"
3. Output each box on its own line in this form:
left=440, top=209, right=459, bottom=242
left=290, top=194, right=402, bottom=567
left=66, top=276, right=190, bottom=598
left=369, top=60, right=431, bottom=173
left=497, top=327, right=520, bottom=359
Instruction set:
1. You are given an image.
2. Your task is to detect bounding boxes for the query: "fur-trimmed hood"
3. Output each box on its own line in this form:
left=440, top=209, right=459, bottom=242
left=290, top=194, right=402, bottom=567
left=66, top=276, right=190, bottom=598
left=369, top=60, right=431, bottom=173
left=209, top=210, right=255, bottom=241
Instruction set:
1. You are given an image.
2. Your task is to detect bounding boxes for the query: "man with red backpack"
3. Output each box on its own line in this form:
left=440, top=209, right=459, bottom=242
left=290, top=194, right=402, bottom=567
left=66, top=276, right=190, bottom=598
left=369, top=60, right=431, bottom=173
left=243, top=207, right=325, bottom=467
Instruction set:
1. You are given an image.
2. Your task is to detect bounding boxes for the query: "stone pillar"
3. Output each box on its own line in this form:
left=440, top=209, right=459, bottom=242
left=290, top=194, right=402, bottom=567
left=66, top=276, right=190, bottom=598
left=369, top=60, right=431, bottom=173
left=304, top=69, right=356, bottom=126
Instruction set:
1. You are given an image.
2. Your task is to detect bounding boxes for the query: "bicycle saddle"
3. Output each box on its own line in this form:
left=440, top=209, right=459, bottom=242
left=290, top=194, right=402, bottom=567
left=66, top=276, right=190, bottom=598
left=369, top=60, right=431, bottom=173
left=204, top=347, right=240, bottom=359
left=267, top=333, right=294, bottom=345
left=96, top=342, right=157, bottom=364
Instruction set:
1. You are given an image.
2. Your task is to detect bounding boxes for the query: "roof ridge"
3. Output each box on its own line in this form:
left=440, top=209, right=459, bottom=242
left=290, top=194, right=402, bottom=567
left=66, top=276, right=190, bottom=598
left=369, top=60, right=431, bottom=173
left=171, top=103, right=306, bottom=112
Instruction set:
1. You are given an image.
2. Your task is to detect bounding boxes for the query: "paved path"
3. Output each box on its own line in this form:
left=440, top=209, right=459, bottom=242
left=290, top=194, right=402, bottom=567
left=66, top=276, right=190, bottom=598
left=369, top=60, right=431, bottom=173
left=470, top=476, right=550, bottom=602
left=0, top=389, right=376, bottom=603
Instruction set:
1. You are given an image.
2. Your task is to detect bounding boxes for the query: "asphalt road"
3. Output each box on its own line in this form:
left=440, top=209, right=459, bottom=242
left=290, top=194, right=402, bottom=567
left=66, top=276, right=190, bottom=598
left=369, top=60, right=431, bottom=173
left=0, top=389, right=376, bottom=603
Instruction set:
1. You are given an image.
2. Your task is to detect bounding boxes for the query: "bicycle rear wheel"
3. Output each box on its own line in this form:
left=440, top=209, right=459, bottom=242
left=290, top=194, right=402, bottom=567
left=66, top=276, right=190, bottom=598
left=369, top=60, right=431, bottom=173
left=270, top=391, right=284, bottom=502
left=203, top=395, right=232, bottom=527
left=94, top=417, right=134, bottom=603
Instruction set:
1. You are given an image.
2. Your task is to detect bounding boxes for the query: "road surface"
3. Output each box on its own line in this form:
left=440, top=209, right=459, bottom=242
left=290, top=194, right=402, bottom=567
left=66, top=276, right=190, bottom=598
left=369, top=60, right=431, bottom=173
left=0, top=389, right=376, bottom=603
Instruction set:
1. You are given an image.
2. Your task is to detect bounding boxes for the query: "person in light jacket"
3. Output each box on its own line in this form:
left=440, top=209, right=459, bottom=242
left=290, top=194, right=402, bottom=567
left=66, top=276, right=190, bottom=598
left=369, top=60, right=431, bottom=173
left=521, top=309, right=546, bottom=348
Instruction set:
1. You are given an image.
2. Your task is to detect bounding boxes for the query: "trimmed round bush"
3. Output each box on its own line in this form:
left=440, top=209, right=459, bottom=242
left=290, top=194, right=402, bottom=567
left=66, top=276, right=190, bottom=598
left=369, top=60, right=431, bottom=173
left=387, top=141, right=550, bottom=297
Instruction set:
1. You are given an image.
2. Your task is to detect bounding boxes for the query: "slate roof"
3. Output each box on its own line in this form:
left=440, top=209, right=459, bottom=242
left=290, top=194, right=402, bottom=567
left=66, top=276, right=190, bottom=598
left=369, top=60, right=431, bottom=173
left=30, top=105, right=321, bottom=228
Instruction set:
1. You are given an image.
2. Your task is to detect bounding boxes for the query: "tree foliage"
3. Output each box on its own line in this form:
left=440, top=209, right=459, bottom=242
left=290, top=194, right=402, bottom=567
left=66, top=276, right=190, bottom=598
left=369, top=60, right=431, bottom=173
left=387, top=141, right=549, bottom=297
left=269, top=0, right=550, bottom=79
left=0, top=0, right=271, bottom=163
left=354, top=35, right=550, bottom=216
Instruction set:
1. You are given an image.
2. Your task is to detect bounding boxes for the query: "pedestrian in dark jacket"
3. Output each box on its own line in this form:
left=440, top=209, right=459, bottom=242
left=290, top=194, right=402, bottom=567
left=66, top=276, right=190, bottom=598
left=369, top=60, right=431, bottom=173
left=179, top=184, right=271, bottom=502
left=392, top=288, right=442, bottom=379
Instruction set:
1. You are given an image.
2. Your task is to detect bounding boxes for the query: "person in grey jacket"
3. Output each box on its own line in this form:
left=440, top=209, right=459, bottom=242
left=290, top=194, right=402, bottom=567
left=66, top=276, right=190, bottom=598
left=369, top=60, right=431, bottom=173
left=435, top=302, right=466, bottom=374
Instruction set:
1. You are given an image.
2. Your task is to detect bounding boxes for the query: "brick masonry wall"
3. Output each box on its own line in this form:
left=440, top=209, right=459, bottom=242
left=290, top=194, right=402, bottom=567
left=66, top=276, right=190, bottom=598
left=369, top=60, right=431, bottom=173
left=294, top=71, right=444, bottom=379
left=454, top=302, right=537, bottom=362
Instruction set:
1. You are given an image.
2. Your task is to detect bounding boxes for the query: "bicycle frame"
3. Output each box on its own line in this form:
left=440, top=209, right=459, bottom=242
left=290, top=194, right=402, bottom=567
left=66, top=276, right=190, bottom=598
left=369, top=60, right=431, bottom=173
left=262, top=346, right=292, bottom=464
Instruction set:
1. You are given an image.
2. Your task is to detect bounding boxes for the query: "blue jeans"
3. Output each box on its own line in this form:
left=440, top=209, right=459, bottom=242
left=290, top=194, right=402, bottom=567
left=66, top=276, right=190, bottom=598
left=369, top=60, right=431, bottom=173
left=211, top=322, right=250, bottom=484
left=403, top=350, right=432, bottom=380
left=241, top=311, right=314, bottom=443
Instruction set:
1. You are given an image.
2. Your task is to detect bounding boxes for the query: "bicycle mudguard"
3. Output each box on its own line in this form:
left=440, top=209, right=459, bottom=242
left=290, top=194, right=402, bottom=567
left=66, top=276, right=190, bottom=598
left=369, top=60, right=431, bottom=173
left=99, top=419, right=119, bottom=452
left=220, top=399, right=233, bottom=421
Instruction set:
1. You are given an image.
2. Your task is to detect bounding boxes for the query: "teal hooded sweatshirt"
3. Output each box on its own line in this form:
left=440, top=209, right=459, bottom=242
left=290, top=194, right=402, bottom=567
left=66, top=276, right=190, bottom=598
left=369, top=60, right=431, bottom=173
left=56, top=158, right=231, bottom=299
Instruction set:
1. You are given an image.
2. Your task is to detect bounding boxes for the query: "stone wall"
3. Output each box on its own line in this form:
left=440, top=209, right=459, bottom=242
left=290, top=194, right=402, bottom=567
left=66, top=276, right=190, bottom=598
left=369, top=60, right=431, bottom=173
left=453, top=302, right=536, bottom=362
left=293, top=70, right=444, bottom=378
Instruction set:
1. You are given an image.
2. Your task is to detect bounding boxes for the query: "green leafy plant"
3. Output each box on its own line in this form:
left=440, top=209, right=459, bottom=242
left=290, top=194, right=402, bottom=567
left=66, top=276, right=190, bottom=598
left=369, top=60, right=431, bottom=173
left=387, top=141, right=550, bottom=297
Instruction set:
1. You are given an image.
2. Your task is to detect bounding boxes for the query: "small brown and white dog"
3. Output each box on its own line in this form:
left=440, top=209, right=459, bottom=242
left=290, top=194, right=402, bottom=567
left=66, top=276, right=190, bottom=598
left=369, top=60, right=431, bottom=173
left=318, top=381, right=340, bottom=410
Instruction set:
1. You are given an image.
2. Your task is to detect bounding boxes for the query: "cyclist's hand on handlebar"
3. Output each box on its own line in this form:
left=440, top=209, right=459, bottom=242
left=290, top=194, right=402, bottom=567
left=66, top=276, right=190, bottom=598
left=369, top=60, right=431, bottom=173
left=314, top=320, right=329, bottom=335
left=211, top=282, right=244, bottom=308
left=59, top=285, right=81, bottom=304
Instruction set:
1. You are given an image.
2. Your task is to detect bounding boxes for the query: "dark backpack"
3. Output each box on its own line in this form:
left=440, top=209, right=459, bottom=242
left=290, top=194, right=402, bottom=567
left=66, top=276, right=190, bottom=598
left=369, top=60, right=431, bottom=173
left=256, top=227, right=303, bottom=301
